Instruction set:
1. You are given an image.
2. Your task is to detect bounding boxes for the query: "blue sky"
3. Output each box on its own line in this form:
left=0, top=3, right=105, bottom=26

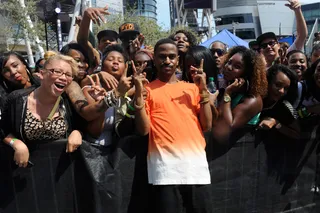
left=157, top=0, right=170, bottom=30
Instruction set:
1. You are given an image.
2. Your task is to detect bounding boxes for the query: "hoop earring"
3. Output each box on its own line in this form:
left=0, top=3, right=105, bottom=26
left=3, top=81, right=8, bottom=89
left=246, top=79, right=250, bottom=92
left=26, top=69, right=31, bottom=82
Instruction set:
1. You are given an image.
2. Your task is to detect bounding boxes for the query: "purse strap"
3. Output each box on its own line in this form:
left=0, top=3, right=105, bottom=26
left=47, top=96, right=61, bottom=120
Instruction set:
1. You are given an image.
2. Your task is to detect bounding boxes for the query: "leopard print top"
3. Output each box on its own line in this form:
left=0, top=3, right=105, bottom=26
left=24, top=108, right=67, bottom=141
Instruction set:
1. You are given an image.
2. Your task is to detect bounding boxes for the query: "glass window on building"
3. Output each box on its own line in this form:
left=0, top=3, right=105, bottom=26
left=303, top=10, right=311, bottom=21
left=311, top=10, right=320, bottom=19
left=217, top=14, right=253, bottom=25
left=229, top=28, right=256, bottom=40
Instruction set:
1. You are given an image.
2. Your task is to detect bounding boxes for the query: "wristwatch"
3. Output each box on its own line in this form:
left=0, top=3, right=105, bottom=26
left=224, top=94, right=231, bottom=103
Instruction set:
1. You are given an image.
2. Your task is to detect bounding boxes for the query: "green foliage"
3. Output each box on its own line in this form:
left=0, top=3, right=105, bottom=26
left=0, top=0, right=45, bottom=50
left=94, top=7, right=201, bottom=47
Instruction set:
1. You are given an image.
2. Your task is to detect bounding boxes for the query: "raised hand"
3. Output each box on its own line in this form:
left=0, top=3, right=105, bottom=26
left=86, top=74, right=107, bottom=101
left=74, top=16, right=82, bottom=26
left=115, top=63, right=133, bottom=97
left=132, top=60, right=147, bottom=76
left=225, top=78, right=246, bottom=95
left=285, top=0, right=301, bottom=11
left=98, top=71, right=119, bottom=90
left=133, top=60, right=149, bottom=95
left=84, top=5, right=110, bottom=26
left=129, top=34, right=145, bottom=55
left=192, top=59, right=207, bottom=92
left=278, top=48, right=287, bottom=64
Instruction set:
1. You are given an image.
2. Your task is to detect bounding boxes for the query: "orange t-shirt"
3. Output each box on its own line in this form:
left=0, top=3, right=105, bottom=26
left=145, top=80, right=210, bottom=185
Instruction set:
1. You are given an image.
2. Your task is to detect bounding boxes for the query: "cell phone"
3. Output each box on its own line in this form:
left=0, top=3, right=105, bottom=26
left=127, top=61, right=134, bottom=77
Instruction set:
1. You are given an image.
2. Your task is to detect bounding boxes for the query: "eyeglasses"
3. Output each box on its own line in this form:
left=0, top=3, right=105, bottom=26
left=260, top=41, right=277, bottom=49
left=46, top=69, right=73, bottom=80
left=37, top=64, right=44, bottom=69
left=211, top=48, right=225, bottom=56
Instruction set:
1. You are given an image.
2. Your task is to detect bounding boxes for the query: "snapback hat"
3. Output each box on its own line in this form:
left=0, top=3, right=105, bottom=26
left=119, top=22, right=140, bottom=39
left=97, top=30, right=119, bottom=42
left=256, top=32, right=278, bottom=45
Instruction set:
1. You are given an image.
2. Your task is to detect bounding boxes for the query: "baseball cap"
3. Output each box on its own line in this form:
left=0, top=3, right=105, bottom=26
left=97, top=30, right=118, bottom=42
left=118, top=22, right=140, bottom=40
left=256, top=32, right=278, bottom=45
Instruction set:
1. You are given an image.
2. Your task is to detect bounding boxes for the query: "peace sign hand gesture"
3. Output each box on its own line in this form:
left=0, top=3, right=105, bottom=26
left=115, top=63, right=133, bottom=97
left=191, top=59, right=207, bottom=92
left=84, top=5, right=110, bottom=26
left=129, top=34, right=145, bottom=55
left=132, top=60, right=149, bottom=94
left=86, top=74, right=107, bottom=101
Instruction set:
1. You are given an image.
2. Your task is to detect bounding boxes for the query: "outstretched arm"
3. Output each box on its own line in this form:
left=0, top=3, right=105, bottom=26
left=286, top=0, right=308, bottom=50
left=192, top=59, right=212, bottom=131
left=77, top=6, right=110, bottom=68
left=66, top=81, right=107, bottom=121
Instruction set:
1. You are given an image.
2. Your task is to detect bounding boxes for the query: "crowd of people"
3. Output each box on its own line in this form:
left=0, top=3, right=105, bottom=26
left=0, top=0, right=320, bottom=212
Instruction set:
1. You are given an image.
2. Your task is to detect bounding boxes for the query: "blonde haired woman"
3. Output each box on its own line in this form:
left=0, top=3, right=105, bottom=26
left=0, top=54, right=89, bottom=213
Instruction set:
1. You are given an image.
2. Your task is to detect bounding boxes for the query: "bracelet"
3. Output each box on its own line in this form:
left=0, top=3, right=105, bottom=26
left=134, top=101, right=145, bottom=110
left=298, top=107, right=310, bottom=118
left=199, top=91, right=210, bottom=98
left=128, top=104, right=135, bottom=112
left=125, top=112, right=135, bottom=119
left=103, top=91, right=118, bottom=108
left=110, top=90, right=118, bottom=105
left=200, top=98, right=210, bottom=104
left=302, top=107, right=310, bottom=117
left=9, top=138, right=17, bottom=148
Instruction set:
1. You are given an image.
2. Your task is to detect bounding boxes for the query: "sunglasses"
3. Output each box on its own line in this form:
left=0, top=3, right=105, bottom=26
left=260, top=41, right=277, bottom=49
left=211, top=48, right=225, bottom=56
left=252, top=48, right=260, bottom=52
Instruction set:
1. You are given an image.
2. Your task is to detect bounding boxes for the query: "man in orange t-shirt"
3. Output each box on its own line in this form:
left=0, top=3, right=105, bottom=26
left=134, top=38, right=213, bottom=213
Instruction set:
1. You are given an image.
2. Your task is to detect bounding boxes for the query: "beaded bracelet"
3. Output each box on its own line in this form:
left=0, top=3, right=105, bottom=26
left=125, top=112, right=135, bottom=119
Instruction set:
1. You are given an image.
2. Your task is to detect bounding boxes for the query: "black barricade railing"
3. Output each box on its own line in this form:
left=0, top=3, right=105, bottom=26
left=0, top=139, right=95, bottom=213
left=0, top=118, right=319, bottom=213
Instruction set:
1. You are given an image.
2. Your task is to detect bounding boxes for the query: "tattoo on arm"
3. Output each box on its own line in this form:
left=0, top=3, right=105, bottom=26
left=66, top=81, right=89, bottom=113
left=96, top=99, right=107, bottom=113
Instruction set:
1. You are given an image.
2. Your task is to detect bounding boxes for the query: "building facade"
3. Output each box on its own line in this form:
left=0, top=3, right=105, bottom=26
left=214, top=0, right=295, bottom=41
left=301, top=2, right=320, bottom=35
left=94, top=0, right=124, bottom=14
left=125, top=0, right=157, bottom=21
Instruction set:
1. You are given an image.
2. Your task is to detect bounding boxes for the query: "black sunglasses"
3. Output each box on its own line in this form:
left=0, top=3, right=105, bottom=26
left=260, top=41, right=277, bottom=49
left=211, top=48, right=225, bottom=56
left=252, top=48, right=260, bottom=52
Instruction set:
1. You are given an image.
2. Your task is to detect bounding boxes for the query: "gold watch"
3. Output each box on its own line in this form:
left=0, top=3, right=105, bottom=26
left=224, top=94, right=231, bottom=103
